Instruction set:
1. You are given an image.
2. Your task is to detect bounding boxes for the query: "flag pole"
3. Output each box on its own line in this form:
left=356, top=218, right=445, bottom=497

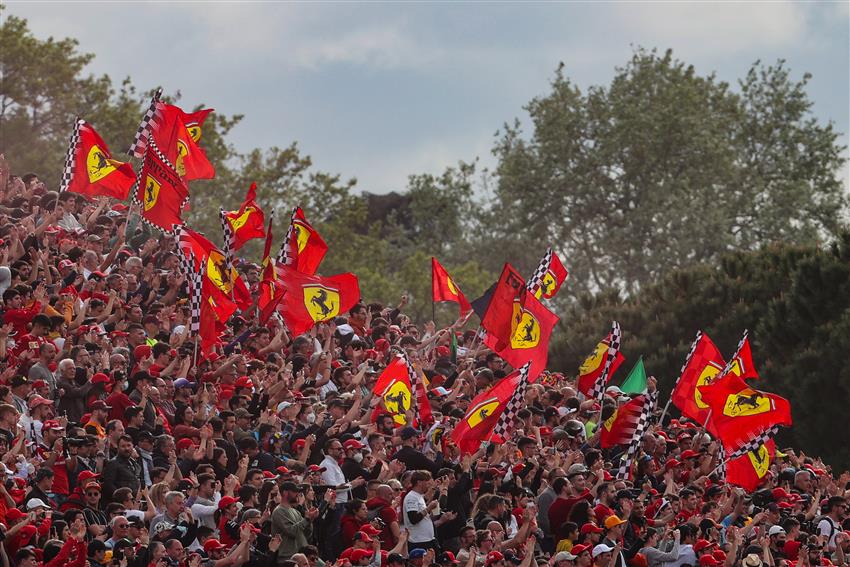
left=658, top=397, right=673, bottom=425
left=702, top=409, right=713, bottom=429
left=192, top=334, right=199, bottom=368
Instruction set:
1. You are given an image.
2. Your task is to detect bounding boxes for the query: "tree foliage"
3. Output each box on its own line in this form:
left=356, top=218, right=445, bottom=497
left=551, top=231, right=850, bottom=468
left=483, top=48, right=848, bottom=298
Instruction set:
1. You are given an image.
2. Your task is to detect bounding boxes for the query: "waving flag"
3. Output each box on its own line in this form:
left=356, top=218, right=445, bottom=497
left=276, top=264, right=359, bottom=335
left=431, top=258, right=472, bottom=315
left=600, top=395, right=649, bottom=448
left=698, top=374, right=792, bottom=452
left=258, top=211, right=285, bottom=324
left=222, top=182, right=266, bottom=250
left=717, top=331, right=760, bottom=382
left=176, top=226, right=252, bottom=313
left=527, top=248, right=569, bottom=300
left=484, top=288, right=558, bottom=377
left=478, top=263, right=526, bottom=351
left=60, top=119, right=135, bottom=200
left=616, top=391, right=657, bottom=480
left=491, top=362, right=532, bottom=442
left=450, top=365, right=528, bottom=454
left=374, top=357, right=415, bottom=426
left=577, top=322, right=625, bottom=401
left=278, top=207, right=328, bottom=275
left=133, top=139, right=188, bottom=234
left=725, top=435, right=776, bottom=492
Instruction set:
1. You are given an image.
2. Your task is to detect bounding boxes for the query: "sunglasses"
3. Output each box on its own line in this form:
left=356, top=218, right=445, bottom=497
left=86, top=491, right=101, bottom=496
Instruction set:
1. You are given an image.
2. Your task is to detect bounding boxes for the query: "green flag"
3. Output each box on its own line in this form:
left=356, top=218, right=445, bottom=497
left=620, top=356, right=647, bottom=394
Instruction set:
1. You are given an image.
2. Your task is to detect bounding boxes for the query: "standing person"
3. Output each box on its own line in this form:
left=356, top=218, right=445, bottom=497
left=271, top=481, right=318, bottom=562
left=404, top=470, right=455, bottom=552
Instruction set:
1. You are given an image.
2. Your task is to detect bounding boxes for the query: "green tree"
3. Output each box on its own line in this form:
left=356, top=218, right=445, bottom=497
left=484, top=48, right=848, bottom=299
left=551, top=232, right=850, bottom=468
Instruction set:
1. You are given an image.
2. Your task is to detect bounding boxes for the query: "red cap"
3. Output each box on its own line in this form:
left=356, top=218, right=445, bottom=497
left=485, top=552, right=505, bottom=566
left=276, top=466, right=291, bottom=475
left=441, top=552, right=460, bottom=564
left=777, top=501, right=794, bottom=509
left=308, top=464, right=327, bottom=473
left=698, top=556, right=719, bottom=567
left=31, top=380, right=47, bottom=389
left=91, top=373, right=111, bottom=385
left=693, top=540, right=716, bottom=553
left=28, top=395, right=54, bottom=410
left=539, top=426, right=552, bottom=437
left=218, top=496, right=239, bottom=510
left=262, top=471, right=275, bottom=479
left=350, top=549, right=373, bottom=563
left=681, top=449, right=700, bottom=460
left=772, top=488, right=792, bottom=500
left=234, top=376, right=253, bottom=389
left=581, top=523, right=604, bottom=534
left=353, top=531, right=373, bottom=544
left=359, top=524, right=382, bottom=536
left=343, top=439, right=366, bottom=451
left=133, top=345, right=152, bottom=360
left=42, top=420, right=64, bottom=431
left=713, top=551, right=727, bottom=562
left=78, top=470, right=100, bottom=482
left=665, top=458, right=682, bottom=470
left=292, top=439, right=307, bottom=452
left=203, top=539, right=227, bottom=553
left=571, top=545, right=591, bottom=557
left=89, top=400, right=111, bottom=411
left=5, top=508, right=27, bottom=522
left=176, top=438, right=197, bottom=452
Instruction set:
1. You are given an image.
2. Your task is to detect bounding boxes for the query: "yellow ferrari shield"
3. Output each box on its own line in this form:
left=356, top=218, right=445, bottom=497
left=293, top=220, right=311, bottom=253
left=446, top=277, right=459, bottom=296
left=382, top=378, right=412, bottom=425
left=748, top=444, right=770, bottom=478
left=466, top=397, right=501, bottom=428
left=602, top=409, right=619, bottom=432
left=537, top=271, right=557, bottom=299
left=580, top=341, right=607, bottom=376
left=694, top=359, right=743, bottom=409
left=86, top=145, right=118, bottom=183
left=175, top=140, right=189, bottom=177
left=510, top=302, right=540, bottom=350
left=722, top=387, right=772, bottom=418
left=228, top=207, right=256, bottom=232
left=142, top=176, right=161, bottom=211
left=303, top=285, right=339, bottom=322
left=206, top=250, right=235, bottom=293
left=186, top=123, right=202, bottom=142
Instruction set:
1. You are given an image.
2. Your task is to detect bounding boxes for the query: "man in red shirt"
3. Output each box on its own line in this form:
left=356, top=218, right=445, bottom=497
left=3, top=285, right=46, bottom=336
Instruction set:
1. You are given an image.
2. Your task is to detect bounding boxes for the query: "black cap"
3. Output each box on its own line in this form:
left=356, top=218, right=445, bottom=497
left=615, top=489, right=634, bottom=501
left=280, top=481, right=304, bottom=493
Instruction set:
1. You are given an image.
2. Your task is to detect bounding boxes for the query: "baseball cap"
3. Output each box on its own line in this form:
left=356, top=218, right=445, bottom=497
left=567, top=463, right=588, bottom=477
left=693, top=540, right=717, bottom=553
left=604, top=515, right=626, bottom=529
left=42, top=420, right=64, bottom=431
left=353, top=531, right=373, bottom=544
left=203, top=539, right=227, bottom=553
left=570, top=545, right=591, bottom=557
left=173, top=378, right=194, bottom=390
left=552, top=552, right=577, bottom=562
left=581, top=523, right=604, bottom=534
left=217, top=496, right=239, bottom=510
left=768, top=526, right=786, bottom=536
left=699, top=556, right=720, bottom=567
left=350, top=550, right=374, bottom=564
left=592, top=544, right=614, bottom=558
left=409, top=549, right=428, bottom=560
left=26, top=498, right=49, bottom=510
left=343, top=439, right=365, bottom=451
left=438, top=552, right=460, bottom=564
left=28, top=395, right=53, bottom=409
left=484, top=551, right=504, bottom=565
left=89, top=400, right=111, bottom=411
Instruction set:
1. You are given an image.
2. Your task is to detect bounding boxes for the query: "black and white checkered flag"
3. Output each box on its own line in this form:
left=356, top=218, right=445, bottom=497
left=675, top=330, right=703, bottom=390
left=403, top=353, right=423, bottom=426
left=175, top=226, right=202, bottom=333
left=717, top=329, right=749, bottom=381
left=727, top=425, right=779, bottom=461
left=616, top=389, right=657, bottom=480
left=277, top=207, right=297, bottom=266
left=716, top=443, right=727, bottom=480
left=492, top=362, right=532, bottom=441
left=59, top=118, right=83, bottom=193
left=589, top=321, right=622, bottom=402
left=219, top=208, right=235, bottom=271
left=128, top=88, right=163, bottom=158
left=527, top=248, right=552, bottom=296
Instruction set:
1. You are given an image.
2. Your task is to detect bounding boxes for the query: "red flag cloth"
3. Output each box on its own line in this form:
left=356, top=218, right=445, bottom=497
left=177, top=227, right=252, bottom=313
left=151, top=103, right=215, bottom=181
left=431, top=258, right=472, bottom=315
left=282, top=207, right=328, bottom=275
left=726, top=438, right=776, bottom=492
left=134, top=140, right=188, bottom=234
left=484, top=288, right=558, bottom=378
left=576, top=336, right=626, bottom=397
left=276, top=264, right=360, bottom=336
left=61, top=120, right=135, bottom=200
left=698, top=374, right=792, bottom=451
left=199, top=292, right=236, bottom=356
left=480, top=263, right=526, bottom=351
left=671, top=333, right=725, bottom=425
left=599, top=395, right=648, bottom=448
left=373, top=357, right=415, bottom=426
left=533, top=250, right=569, bottom=300
left=450, top=369, right=524, bottom=454
left=223, top=182, right=266, bottom=250
left=258, top=214, right=284, bottom=324
left=724, top=335, right=760, bottom=381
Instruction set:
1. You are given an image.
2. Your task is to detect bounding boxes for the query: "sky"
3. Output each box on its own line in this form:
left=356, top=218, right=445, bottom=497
left=7, top=1, right=850, bottom=195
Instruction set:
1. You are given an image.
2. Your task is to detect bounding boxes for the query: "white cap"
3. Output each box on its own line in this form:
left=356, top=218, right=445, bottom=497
left=552, top=552, right=577, bottom=562
left=592, top=545, right=614, bottom=558
left=26, top=498, right=49, bottom=510
left=768, top=525, right=786, bottom=536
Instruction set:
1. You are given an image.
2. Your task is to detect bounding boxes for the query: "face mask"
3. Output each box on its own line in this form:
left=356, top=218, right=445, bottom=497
left=353, top=453, right=363, bottom=464
left=305, top=413, right=316, bottom=424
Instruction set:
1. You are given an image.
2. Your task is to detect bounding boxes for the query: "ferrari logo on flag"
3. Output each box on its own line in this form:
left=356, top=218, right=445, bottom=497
left=580, top=342, right=607, bottom=376
left=382, top=379, right=412, bottom=425
left=303, top=285, right=339, bottom=322
left=534, top=271, right=558, bottom=299
left=228, top=206, right=258, bottom=232
left=466, top=397, right=500, bottom=428
left=748, top=444, right=770, bottom=478
left=293, top=220, right=312, bottom=253
left=722, top=388, right=772, bottom=418
left=175, top=140, right=189, bottom=177
left=695, top=359, right=743, bottom=409
left=86, top=145, right=118, bottom=183
left=186, top=123, right=202, bottom=142
left=510, top=302, right=540, bottom=349
left=602, top=409, right=619, bottom=432
left=206, top=250, right=234, bottom=293
left=447, top=277, right=459, bottom=296
left=143, top=177, right=161, bottom=211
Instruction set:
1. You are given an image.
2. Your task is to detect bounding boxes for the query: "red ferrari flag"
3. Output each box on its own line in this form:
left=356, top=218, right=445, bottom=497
left=223, top=182, right=266, bottom=250
left=258, top=212, right=285, bottom=324
left=276, top=264, right=360, bottom=336
left=133, top=139, right=188, bottom=234
left=199, top=293, right=236, bottom=356
left=479, top=263, right=526, bottom=351
left=698, top=374, right=792, bottom=452
left=60, top=119, right=135, bottom=200
left=718, top=331, right=760, bottom=382
left=176, top=226, right=252, bottom=313
left=576, top=330, right=626, bottom=398
left=153, top=103, right=215, bottom=181
left=372, top=354, right=433, bottom=427
left=431, top=258, right=472, bottom=315
left=725, top=437, right=776, bottom=492
left=484, top=288, right=558, bottom=378
left=278, top=207, right=328, bottom=275
left=450, top=368, right=524, bottom=454
left=527, top=248, right=569, bottom=300
left=599, top=395, right=648, bottom=449
left=128, top=89, right=214, bottom=158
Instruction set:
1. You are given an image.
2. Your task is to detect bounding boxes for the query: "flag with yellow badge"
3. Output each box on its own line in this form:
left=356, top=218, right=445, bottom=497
left=222, top=182, right=266, bottom=251
left=133, top=138, right=189, bottom=234
left=278, top=207, right=328, bottom=276
left=276, top=264, right=360, bottom=335
left=60, top=119, right=135, bottom=200
left=431, top=257, right=472, bottom=315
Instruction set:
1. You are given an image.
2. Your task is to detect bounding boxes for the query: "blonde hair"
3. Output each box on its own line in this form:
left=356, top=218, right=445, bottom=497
left=149, top=482, right=169, bottom=511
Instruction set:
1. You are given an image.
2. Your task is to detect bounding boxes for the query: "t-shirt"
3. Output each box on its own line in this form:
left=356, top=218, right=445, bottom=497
left=403, top=489, right=434, bottom=544
left=817, top=517, right=840, bottom=550
left=661, top=544, right=696, bottom=567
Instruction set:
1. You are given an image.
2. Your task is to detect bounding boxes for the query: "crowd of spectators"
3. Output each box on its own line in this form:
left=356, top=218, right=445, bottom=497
left=0, top=161, right=847, bottom=567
